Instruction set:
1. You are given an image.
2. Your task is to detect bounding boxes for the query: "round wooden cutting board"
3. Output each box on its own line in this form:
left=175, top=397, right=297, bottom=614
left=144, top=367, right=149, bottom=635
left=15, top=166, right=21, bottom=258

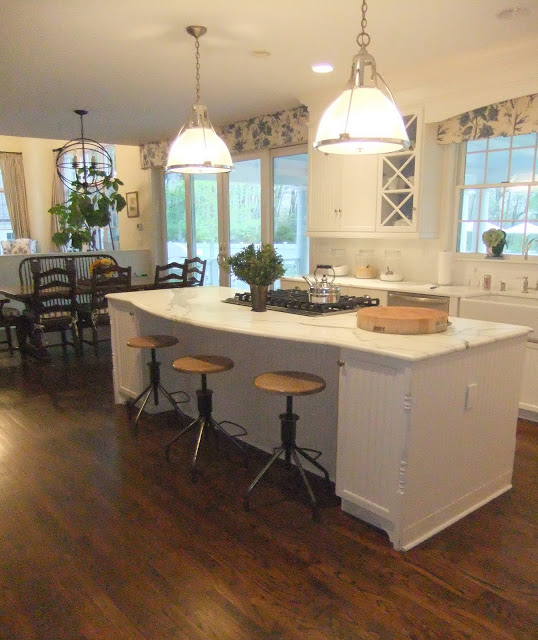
left=357, top=306, right=449, bottom=335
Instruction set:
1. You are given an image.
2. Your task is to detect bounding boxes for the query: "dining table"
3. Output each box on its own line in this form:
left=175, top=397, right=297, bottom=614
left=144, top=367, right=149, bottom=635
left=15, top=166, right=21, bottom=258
left=0, top=277, right=155, bottom=360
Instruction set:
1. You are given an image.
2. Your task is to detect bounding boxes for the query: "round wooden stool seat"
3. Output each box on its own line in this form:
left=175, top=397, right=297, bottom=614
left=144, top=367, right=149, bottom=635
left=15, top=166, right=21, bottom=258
left=172, top=355, right=234, bottom=375
left=254, top=371, right=326, bottom=396
left=127, top=335, right=178, bottom=350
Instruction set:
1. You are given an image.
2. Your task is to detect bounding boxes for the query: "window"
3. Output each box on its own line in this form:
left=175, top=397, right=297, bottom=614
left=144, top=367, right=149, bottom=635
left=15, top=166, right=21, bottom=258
left=0, top=168, right=14, bottom=242
left=456, top=132, right=538, bottom=256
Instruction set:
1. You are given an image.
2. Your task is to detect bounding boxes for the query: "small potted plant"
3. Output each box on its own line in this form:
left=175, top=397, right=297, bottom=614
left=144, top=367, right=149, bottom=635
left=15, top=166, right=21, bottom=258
left=482, top=228, right=507, bottom=258
left=225, top=243, right=285, bottom=311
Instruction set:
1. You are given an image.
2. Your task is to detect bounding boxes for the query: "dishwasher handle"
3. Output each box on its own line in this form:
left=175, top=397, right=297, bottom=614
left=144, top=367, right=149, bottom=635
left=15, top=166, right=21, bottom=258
left=387, top=291, right=450, bottom=313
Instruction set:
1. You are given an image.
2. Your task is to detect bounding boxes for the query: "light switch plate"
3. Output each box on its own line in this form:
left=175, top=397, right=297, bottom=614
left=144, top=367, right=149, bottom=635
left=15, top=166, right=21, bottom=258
left=465, top=383, right=478, bottom=410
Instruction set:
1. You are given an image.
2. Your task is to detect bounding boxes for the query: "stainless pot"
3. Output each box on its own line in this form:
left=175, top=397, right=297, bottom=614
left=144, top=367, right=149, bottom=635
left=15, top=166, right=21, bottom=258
left=302, top=265, right=341, bottom=303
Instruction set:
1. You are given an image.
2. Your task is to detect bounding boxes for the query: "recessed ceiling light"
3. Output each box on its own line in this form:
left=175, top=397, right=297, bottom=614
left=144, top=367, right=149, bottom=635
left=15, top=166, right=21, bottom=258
left=251, top=50, right=271, bottom=58
left=312, top=63, right=334, bottom=74
left=496, top=5, right=530, bottom=19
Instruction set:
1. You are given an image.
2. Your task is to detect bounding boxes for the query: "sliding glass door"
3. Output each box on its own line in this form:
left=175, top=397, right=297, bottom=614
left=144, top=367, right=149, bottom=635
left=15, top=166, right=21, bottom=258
left=273, top=151, right=308, bottom=277
left=227, top=157, right=262, bottom=288
left=192, top=174, right=219, bottom=285
left=164, top=144, right=308, bottom=287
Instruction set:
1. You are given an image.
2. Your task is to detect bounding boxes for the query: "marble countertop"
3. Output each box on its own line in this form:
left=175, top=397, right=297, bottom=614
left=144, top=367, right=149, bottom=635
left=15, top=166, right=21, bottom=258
left=108, top=286, right=530, bottom=363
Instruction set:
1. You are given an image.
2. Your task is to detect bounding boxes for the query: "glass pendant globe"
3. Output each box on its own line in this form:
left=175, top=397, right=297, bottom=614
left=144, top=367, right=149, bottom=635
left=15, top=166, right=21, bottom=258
left=167, top=125, right=233, bottom=174
left=314, top=86, right=409, bottom=155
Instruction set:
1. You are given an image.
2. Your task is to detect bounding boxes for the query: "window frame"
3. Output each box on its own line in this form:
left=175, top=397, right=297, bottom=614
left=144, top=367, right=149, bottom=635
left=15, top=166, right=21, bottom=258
left=453, top=133, right=538, bottom=259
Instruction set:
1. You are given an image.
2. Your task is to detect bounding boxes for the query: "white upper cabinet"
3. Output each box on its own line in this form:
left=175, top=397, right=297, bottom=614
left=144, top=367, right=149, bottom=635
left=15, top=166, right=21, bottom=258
left=307, top=107, right=442, bottom=239
left=307, top=130, right=378, bottom=235
left=377, top=112, right=420, bottom=233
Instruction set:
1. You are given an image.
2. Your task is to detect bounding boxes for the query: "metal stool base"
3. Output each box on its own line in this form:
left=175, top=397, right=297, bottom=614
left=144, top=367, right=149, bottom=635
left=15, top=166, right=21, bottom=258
left=244, top=397, right=330, bottom=521
left=165, top=376, right=247, bottom=482
left=127, top=347, right=189, bottom=434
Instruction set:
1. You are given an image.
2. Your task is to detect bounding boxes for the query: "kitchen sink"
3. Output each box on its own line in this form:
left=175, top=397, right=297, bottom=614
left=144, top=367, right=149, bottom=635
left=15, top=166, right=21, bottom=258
left=459, top=293, right=538, bottom=339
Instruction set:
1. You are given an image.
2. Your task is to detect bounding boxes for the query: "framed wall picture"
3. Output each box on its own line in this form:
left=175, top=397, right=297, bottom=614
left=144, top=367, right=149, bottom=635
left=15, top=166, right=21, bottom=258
left=126, top=191, right=139, bottom=218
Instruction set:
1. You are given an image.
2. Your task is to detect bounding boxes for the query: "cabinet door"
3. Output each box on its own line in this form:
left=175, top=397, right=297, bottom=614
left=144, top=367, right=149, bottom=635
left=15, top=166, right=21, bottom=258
left=109, top=303, right=144, bottom=401
left=336, top=349, right=406, bottom=523
left=307, top=149, right=341, bottom=232
left=340, top=155, right=378, bottom=232
left=377, top=112, right=420, bottom=233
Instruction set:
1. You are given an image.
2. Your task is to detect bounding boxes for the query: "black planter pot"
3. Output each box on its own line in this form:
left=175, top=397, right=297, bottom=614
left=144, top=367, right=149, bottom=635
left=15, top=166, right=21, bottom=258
left=250, top=284, right=268, bottom=312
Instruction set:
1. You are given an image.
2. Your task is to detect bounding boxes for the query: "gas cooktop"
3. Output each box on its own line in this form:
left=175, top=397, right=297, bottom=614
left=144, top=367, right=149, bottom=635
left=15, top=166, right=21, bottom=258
left=222, top=288, right=380, bottom=317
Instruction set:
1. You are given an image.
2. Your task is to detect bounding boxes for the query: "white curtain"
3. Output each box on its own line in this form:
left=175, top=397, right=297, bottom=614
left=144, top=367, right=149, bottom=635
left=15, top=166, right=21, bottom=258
left=0, top=152, right=31, bottom=238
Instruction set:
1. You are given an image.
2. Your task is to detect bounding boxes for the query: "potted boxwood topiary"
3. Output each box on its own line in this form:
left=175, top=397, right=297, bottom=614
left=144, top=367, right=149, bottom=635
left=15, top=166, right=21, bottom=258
left=49, top=167, right=126, bottom=251
left=225, top=243, right=285, bottom=311
left=482, top=228, right=507, bottom=258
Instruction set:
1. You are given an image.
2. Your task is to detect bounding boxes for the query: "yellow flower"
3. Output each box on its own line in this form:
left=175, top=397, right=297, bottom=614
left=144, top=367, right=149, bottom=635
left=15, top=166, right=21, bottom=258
left=89, top=258, right=115, bottom=277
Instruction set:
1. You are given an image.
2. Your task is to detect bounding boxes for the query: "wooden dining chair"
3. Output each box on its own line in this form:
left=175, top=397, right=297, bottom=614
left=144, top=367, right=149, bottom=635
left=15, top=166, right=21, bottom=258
left=0, top=298, right=21, bottom=356
left=26, top=258, right=79, bottom=355
left=78, top=264, right=132, bottom=354
left=153, top=258, right=207, bottom=289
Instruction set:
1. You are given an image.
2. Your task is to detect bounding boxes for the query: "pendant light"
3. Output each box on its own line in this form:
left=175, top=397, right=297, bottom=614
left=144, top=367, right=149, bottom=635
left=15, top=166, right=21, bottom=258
left=314, top=1, right=409, bottom=155
left=167, top=25, right=233, bottom=174
left=55, top=109, right=114, bottom=193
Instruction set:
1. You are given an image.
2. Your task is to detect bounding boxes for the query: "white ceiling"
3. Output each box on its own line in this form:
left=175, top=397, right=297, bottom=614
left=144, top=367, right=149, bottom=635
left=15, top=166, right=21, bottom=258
left=1, top=0, right=537, bottom=146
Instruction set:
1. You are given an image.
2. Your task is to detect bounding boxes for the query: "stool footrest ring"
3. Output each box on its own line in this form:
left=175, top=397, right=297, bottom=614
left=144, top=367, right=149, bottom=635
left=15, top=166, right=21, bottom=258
left=170, top=390, right=190, bottom=404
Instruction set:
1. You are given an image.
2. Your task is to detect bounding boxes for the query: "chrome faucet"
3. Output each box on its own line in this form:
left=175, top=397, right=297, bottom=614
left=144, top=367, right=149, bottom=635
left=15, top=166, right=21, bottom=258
left=524, top=237, right=538, bottom=260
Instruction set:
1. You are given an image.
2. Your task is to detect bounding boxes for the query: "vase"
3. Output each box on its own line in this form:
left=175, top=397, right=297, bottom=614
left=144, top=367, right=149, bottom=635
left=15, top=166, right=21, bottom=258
left=250, top=284, right=268, bottom=312
left=486, top=244, right=504, bottom=258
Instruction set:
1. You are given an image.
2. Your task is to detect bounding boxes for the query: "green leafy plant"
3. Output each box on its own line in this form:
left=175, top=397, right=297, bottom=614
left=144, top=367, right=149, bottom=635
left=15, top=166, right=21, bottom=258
left=49, top=167, right=126, bottom=250
left=482, top=228, right=507, bottom=256
left=224, top=243, right=285, bottom=286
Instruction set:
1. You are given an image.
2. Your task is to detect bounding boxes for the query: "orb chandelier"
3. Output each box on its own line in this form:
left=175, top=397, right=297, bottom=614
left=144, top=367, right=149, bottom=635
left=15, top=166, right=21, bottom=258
left=55, top=109, right=113, bottom=193
left=314, top=0, right=409, bottom=155
left=167, top=25, right=233, bottom=174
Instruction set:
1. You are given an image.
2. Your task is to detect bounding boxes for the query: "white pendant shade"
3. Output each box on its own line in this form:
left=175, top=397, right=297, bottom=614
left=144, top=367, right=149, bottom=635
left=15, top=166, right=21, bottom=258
left=314, top=86, right=409, bottom=155
left=167, top=124, right=233, bottom=174
left=167, top=26, right=233, bottom=175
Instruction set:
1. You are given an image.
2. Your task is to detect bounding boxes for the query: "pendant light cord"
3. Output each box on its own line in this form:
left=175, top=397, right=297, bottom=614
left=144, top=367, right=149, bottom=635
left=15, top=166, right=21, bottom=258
left=356, top=0, right=371, bottom=50
left=194, top=35, right=201, bottom=104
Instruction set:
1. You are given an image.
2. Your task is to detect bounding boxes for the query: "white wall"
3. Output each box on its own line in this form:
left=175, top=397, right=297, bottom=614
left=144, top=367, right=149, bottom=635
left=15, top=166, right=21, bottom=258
left=0, top=135, right=150, bottom=255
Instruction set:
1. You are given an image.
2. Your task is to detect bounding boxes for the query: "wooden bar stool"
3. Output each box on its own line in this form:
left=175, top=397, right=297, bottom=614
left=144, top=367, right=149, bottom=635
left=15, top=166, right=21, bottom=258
left=166, top=355, right=247, bottom=482
left=244, top=371, right=330, bottom=520
left=126, top=335, right=189, bottom=434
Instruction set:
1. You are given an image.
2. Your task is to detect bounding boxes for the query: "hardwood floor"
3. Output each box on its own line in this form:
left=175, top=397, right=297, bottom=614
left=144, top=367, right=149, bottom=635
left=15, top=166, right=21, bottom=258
left=0, top=346, right=536, bottom=640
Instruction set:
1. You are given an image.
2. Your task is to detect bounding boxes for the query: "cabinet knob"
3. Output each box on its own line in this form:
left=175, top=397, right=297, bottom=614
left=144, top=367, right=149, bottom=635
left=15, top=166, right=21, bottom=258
left=337, top=359, right=345, bottom=367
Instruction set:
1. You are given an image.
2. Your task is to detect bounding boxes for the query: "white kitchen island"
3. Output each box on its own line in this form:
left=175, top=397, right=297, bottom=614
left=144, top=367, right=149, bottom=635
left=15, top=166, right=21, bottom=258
left=107, top=286, right=530, bottom=551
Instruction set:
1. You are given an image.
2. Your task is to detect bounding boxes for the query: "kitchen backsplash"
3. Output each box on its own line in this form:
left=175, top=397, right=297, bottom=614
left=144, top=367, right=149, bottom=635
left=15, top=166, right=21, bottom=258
left=309, top=238, right=538, bottom=292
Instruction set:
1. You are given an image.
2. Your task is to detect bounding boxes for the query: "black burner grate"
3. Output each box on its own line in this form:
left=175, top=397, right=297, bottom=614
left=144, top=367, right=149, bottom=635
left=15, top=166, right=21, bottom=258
left=223, top=289, right=380, bottom=316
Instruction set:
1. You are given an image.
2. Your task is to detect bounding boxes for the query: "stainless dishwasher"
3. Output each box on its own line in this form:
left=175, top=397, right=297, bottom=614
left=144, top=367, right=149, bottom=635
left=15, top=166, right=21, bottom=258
left=387, top=290, right=450, bottom=313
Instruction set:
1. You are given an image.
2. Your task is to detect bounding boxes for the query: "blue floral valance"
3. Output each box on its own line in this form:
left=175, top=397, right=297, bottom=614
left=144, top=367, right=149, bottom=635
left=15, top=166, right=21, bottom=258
left=436, top=93, right=538, bottom=144
left=139, top=105, right=309, bottom=169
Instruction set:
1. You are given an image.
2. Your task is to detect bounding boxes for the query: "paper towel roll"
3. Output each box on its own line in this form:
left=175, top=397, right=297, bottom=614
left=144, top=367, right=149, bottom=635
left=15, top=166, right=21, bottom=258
left=437, top=251, right=452, bottom=285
